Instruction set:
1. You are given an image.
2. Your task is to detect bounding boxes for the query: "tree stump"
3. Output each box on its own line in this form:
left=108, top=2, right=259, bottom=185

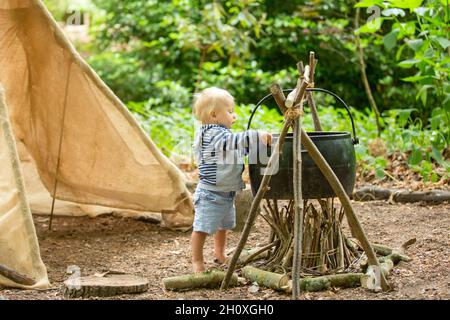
left=62, top=273, right=149, bottom=298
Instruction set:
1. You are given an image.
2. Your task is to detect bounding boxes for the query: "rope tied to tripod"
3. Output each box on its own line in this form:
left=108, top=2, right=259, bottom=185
left=284, top=106, right=304, bottom=121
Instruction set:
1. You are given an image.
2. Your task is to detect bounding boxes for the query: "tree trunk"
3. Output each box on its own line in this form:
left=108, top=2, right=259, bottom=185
left=355, top=8, right=382, bottom=136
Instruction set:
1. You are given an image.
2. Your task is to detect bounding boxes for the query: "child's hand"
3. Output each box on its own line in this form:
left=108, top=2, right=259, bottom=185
left=259, top=131, right=272, bottom=145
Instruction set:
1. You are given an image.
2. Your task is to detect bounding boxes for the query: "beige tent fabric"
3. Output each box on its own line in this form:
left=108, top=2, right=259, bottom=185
left=0, top=0, right=193, bottom=229
left=19, top=141, right=163, bottom=222
left=0, top=86, right=50, bottom=289
left=0, top=0, right=194, bottom=289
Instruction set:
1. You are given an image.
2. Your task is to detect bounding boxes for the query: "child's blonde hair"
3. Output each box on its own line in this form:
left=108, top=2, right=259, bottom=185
left=193, top=87, right=234, bottom=122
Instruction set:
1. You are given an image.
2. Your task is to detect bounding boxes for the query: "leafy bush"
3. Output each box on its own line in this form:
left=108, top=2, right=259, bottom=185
left=136, top=98, right=449, bottom=183
left=42, top=0, right=449, bottom=183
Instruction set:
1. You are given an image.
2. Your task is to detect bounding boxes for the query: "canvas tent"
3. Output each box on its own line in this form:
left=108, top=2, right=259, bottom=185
left=0, top=0, right=194, bottom=289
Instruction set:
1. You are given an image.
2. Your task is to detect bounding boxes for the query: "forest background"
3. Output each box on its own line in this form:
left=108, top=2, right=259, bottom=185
left=44, top=0, right=450, bottom=186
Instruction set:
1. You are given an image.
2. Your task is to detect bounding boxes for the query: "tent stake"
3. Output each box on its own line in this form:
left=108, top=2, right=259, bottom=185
left=49, top=62, right=72, bottom=230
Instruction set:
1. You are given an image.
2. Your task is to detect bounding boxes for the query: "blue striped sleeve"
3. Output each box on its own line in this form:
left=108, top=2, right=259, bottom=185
left=212, top=129, right=259, bottom=152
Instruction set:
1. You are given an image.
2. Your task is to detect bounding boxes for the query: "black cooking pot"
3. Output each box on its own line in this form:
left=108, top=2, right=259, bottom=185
left=248, top=88, right=359, bottom=199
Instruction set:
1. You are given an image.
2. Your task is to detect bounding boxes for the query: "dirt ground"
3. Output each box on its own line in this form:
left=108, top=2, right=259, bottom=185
left=1, top=199, right=448, bottom=300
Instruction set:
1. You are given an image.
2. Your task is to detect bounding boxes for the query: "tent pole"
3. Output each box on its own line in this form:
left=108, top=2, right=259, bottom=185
left=49, top=62, right=72, bottom=230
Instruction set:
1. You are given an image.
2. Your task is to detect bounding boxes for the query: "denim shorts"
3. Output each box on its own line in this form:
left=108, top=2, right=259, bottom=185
left=193, top=187, right=236, bottom=235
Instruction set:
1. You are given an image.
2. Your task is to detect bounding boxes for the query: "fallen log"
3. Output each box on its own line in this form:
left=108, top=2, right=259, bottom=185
left=360, top=238, right=415, bottom=292
left=242, top=266, right=363, bottom=293
left=0, top=264, right=36, bottom=286
left=352, top=187, right=450, bottom=204
left=352, top=186, right=391, bottom=201
left=289, top=273, right=363, bottom=293
left=393, top=190, right=450, bottom=204
left=164, top=270, right=238, bottom=291
left=372, top=244, right=412, bottom=263
left=241, top=266, right=289, bottom=292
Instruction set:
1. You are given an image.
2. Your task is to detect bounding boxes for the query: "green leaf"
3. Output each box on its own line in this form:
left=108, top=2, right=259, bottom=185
left=389, top=0, right=423, bottom=10
left=383, top=32, right=397, bottom=50
left=406, top=39, right=423, bottom=51
left=396, top=108, right=417, bottom=126
left=401, top=75, right=430, bottom=82
left=431, top=145, right=449, bottom=168
left=404, top=22, right=416, bottom=35
left=379, top=75, right=393, bottom=85
left=436, top=37, right=450, bottom=49
left=431, top=173, right=439, bottom=183
left=375, top=167, right=385, bottom=179
left=395, top=43, right=406, bottom=60
left=408, top=147, right=422, bottom=165
left=356, top=17, right=384, bottom=34
left=375, top=156, right=387, bottom=167
left=415, top=85, right=432, bottom=106
left=398, top=59, right=421, bottom=68
left=354, top=0, right=384, bottom=8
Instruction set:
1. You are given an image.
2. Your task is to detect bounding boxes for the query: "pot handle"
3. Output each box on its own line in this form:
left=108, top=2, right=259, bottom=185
left=246, top=87, right=359, bottom=144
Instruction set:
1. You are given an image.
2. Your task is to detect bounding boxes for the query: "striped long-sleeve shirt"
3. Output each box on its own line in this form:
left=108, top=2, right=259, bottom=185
left=193, top=124, right=259, bottom=192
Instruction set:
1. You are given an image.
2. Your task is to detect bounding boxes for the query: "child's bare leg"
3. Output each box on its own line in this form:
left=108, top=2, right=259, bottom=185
left=214, top=230, right=228, bottom=263
left=191, top=231, right=207, bottom=272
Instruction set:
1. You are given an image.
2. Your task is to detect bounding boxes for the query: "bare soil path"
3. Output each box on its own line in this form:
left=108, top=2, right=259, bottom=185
left=1, top=201, right=448, bottom=300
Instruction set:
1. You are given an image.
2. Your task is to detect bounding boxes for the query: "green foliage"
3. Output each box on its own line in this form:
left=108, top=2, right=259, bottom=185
left=355, top=0, right=450, bottom=143
left=86, top=0, right=447, bottom=126
left=88, top=52, right=153, bottom=102
left=41, top=0, right=449, bottom=183
left=90, top=0, right=265, bottom=103
left=134, top=98, right=449, bottom=182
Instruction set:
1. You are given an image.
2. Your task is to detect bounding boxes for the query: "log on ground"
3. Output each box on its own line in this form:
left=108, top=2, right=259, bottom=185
left=241, top=266, right=289, bottom=291
left=352, top=186, right=392, bottom=201
left=287, top=273, right=363, bottom=292
left=372, top=244, right=412, bottom=263
left=352, top=187, right=450, bottom=204
left=360, top=250, right=414, bottom=291
left=242, top=266, right=363, bottom=293
left=163, top=270, right=238, bottom=291
left=0, top=264, right=36, bottom=286
left=393, top=190, right=450, bottom=204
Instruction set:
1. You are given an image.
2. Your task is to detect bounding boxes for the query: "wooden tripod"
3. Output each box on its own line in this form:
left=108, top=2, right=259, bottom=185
left=220, top=52, right=389, bottom=299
